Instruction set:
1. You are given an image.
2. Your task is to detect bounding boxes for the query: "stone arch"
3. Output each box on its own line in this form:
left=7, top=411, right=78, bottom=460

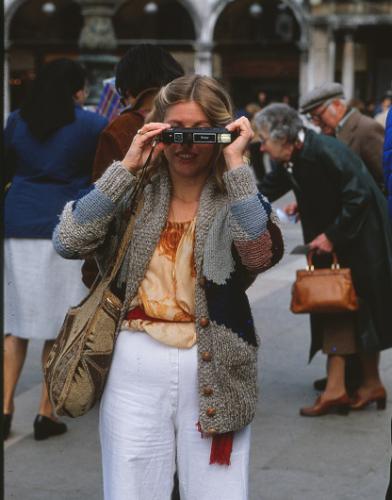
left=4, top=0, right=27, bottom=42
left=211, top=0, right=309, bottom=108
left=211, top=0, right=309, bottom=49
left=281, top=0, right=310, bottom=49
left=113, top=0, right=200, bottom=40
left=175, top=0, right=203, bottom=38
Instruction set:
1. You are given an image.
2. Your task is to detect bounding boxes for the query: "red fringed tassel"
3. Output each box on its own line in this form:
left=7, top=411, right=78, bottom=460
left=196, top=422, right=234, bottom=466
left=210, top=432, right=234, bottom=465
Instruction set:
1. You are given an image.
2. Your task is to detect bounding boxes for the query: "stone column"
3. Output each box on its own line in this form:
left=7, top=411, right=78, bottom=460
left=328, top=29, right=336, bottom=82
left=299, top=47, right=309, bottom=98
left=342, top=31, right=355, bottom=101
left=77, top=0, right=118, bottom=106
left=4, top=44, right=10, bottom=120
left=306, top=26, right=330, bottom=90
left=194, top=42, right=213, bottom=77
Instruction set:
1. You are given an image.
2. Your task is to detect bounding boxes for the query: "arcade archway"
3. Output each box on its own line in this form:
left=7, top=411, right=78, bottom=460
left=214, top=0, right=304, bottom=109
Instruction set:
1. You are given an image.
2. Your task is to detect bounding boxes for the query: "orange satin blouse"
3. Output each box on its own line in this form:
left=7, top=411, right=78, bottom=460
left=121, top=218, right=197, bottom=348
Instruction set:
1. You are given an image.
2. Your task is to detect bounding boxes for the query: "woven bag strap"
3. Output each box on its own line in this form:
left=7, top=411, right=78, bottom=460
left=102, top=141, right=157, bottom=287
left=106, top=196, right=144, bottom=285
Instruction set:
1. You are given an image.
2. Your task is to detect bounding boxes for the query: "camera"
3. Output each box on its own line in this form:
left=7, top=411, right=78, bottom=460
left=159, top=127, right=238, bottom=145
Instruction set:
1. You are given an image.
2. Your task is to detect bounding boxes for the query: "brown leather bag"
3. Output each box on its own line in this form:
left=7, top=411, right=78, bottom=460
left=290, top=251, right=359, bottom=314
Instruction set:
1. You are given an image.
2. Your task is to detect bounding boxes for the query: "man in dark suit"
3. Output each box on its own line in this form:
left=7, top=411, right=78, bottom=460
left=299, top=82, right=385, bottom=192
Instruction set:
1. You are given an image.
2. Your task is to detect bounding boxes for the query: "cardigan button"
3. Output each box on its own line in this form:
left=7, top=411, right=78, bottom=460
left=206, top=407, right=216, bottom=417
left=199, top=317, right=210, bottom=327
left=199, top=276, right=207, bottom=287
left=203, top=386, right=214, bottom=396
left=201, top=351, right=212, bottom=362
left=207, top=428, right=217, bottom=435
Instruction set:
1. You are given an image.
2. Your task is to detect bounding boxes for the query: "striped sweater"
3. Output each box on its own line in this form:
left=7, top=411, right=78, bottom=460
left=53, top=161, right=283, bottom=434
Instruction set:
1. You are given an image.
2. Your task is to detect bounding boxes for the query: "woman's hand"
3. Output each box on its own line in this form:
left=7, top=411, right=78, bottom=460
left=121, top=123, right=171, bottom=173
left=309, top=233, right=334, bottom=253
left=223, top=116, right=255, bottom=170
left=284, top=202, right=300, bottom=222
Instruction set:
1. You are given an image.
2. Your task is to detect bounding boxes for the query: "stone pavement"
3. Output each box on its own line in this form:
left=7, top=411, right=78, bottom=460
left=4, top=214, right=392, bottom=500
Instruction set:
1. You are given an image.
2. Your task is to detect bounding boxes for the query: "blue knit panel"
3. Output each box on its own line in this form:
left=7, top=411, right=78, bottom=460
left=72, top=187, right=115, bottom=224
left=52, top=224, right=80, bottom=259
left=204, top=273, right=258, bottom=347
left=230, top=193, right=271, bottom=239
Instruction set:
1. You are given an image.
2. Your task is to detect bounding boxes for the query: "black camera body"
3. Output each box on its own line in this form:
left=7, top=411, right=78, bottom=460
left=159, top=127, right=238, bottom=145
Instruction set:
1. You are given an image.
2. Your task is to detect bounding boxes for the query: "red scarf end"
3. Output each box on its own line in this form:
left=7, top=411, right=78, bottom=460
left=209, top=432, right=233, bottom=466
left=196, top=422, right=233, bottom=466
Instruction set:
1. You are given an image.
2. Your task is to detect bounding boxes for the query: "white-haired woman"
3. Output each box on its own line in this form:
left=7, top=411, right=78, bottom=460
left=255, top=103, right=392, bottom=417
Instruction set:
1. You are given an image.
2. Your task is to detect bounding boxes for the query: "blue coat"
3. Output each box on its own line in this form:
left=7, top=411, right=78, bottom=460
left=383, top=108, right=392, bottom=221
left=4, top=105, right=107, bottom=238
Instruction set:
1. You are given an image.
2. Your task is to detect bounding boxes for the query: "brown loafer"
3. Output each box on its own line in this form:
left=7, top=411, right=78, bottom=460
left=350, top=387, right=387, bottom=411
left=300, top=394, right=352, bottom=417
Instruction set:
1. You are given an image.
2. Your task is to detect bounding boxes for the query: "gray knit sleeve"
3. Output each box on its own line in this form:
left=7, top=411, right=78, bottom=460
left=53, top=161, right=136, bottom=259
left=223, top=164, right=284, bottom=273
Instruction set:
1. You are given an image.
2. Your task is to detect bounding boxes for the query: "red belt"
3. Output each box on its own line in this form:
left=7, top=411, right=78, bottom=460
left=126, top=306, right=171, bottom=323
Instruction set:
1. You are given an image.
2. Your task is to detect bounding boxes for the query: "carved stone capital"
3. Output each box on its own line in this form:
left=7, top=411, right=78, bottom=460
left=77, top=1, right=117, bottom=50
left=79, top=16, right=116, bottom=50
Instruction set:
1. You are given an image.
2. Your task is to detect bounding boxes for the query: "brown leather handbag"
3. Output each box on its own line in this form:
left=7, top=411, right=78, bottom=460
left=290, top=251, right=359, bottom=314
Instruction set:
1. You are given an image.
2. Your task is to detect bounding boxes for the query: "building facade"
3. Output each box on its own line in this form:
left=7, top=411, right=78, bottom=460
left=4, top=0, right=392, bottom=116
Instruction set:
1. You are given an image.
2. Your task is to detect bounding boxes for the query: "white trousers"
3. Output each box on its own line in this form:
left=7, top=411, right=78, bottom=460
left=99, top=331, right=251, bottom=500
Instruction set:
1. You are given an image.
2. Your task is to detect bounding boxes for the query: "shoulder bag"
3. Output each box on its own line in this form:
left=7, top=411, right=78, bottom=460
left=44, top=200, right=141, bottom=417
left=45, top=143, right=157, bottom=417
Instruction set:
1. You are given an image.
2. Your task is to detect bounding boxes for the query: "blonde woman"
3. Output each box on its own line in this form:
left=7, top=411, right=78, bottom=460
left=53, top=75, right=283, bottom=499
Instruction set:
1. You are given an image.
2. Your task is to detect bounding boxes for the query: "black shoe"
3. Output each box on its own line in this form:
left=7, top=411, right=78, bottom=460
left=34, top=415, right=67, bottom=441
left=313, top=377, right=327, bottom=391
left=3, top=414, right=13, bottom=440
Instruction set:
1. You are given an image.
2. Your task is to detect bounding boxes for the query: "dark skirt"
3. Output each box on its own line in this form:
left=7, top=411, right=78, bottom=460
left=320, top=313, right=357, bottom=355
left=310, top=312, right=357, bottom=359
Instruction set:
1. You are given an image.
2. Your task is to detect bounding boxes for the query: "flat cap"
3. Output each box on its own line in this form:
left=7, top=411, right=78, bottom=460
left=299, top=82, right=345, bottom=113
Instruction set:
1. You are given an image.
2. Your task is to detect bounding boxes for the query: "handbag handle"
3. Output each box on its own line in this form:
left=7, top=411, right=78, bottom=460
left=306, top=250, right=340, bottom=271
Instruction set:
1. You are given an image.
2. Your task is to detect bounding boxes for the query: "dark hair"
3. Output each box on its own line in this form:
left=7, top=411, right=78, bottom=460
left=115, top=44, right=184, bottom=100
left=20, top=58, right=86, bottom=141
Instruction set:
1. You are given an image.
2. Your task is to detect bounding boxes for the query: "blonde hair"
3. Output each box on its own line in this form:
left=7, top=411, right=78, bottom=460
left=146, top=75, right=234, bottom=191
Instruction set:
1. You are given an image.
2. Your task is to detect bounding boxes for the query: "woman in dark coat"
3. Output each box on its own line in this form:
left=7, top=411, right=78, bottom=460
left=254, top=103, right=392, bottom=416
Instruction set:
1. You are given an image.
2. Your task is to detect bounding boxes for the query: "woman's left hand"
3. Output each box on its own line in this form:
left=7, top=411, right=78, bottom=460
left=223, top=116, right=254, bottom=170
left=309, top=233, right=334, bottom=253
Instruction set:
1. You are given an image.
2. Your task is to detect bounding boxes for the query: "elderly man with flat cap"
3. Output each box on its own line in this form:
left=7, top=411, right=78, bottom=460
left=300, top=82, right=385, bottom=191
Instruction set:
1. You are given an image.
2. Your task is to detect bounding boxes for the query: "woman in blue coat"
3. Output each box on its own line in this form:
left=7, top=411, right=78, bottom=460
left=384, top=108, right=392, bottom=222
left=3, top=58, right=107, bottom=440
left=383, top=108, right=392, bottom=500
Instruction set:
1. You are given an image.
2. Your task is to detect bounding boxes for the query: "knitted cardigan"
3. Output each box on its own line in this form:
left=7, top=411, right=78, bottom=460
left=53, top=161, right=284, bottom=434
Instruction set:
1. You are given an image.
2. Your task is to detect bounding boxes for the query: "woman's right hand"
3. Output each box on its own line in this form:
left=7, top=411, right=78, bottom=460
left=121, top=123, right=171, bottom=173
left=284, top=202, right=300, bottom=221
